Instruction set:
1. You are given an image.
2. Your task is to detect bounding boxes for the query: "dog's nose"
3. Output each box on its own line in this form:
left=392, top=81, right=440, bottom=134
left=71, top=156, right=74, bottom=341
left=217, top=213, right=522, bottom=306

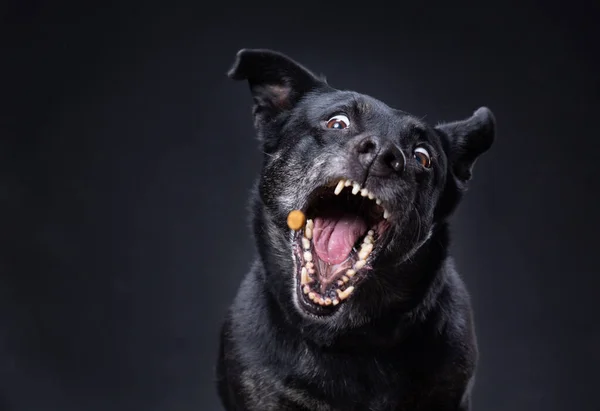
left=355, top=136, right=405, bottom=176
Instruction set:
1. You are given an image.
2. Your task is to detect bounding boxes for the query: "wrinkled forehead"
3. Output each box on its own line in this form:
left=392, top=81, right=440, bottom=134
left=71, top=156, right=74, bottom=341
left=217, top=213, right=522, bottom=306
left=300, top=90, right=428, bottom=133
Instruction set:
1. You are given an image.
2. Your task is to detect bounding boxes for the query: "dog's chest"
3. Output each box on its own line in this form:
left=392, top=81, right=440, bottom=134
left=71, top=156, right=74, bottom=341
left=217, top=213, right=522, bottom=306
left=239, top=350, right=410, bottom=411
left=240, top=368, right=337, bottom=411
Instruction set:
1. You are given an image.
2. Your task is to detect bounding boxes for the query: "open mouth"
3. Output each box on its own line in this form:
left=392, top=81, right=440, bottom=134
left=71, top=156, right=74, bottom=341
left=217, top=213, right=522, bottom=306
left=293, top=178, right=391, bottom=316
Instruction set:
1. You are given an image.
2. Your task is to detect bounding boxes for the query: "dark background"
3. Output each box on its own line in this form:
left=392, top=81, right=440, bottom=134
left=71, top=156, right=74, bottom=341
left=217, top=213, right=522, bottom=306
left=1, top=1, right=599, bottom=410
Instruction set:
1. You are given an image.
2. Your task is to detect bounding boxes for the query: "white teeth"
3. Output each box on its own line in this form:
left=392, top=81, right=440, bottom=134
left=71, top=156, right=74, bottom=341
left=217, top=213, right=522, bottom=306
left=383, top=209, right=389, bottom=219
left=306, top=219, right=314, bottom=230
left=336, top=286, right=355, bottom=300
left=302, top=237, right=310, bottom=250
left=358, top=243, right=374, bottom=260
left=334, top=180, right=345, bottom=195
left=303, top=251, right=313, bottom=262
left=331, top=179, right=390, bottom=219
left=324, top=298, right=332, bottom=306
left=342, top=275, right=349, bottom=283
left=346, top=269, right=356, bottom=277
left=332, top=298, right=340, bottom=305
left=368, top=230, right=374, bottom=236
left=354, top=260, right=366, bottom=270
left=308, top=292, right=316, bottom=300
left=363, top=235, right=373, bottom=245
left=305, top=219, right=314, bottom=239
left=303, top=285, right=310, bottom=294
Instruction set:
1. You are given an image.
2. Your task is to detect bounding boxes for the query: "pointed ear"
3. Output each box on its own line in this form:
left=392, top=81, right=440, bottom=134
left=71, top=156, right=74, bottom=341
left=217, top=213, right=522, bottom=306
left=436, top=107, right=496, bottom=187
left=227, top=48, right=327, bottom=130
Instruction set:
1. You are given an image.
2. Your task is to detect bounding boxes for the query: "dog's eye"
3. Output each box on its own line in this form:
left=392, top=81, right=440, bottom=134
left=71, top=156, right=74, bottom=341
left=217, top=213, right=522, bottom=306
left=414, top=147, right=431, bottom=168
left=326, top=115, right=350, bottom=130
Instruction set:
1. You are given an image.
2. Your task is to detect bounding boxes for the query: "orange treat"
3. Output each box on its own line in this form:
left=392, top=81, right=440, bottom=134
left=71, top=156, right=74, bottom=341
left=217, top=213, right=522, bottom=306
left=287, top=210, right=306, bottom=231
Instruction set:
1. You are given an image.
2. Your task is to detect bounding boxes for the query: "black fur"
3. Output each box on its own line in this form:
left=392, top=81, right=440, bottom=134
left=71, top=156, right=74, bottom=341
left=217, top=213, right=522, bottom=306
left=216, top=49, right=495, bottom=411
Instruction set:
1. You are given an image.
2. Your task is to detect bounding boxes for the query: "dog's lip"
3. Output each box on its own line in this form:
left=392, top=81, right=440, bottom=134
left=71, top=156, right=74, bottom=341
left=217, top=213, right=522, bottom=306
left=290, top=178, right=394, bottom=315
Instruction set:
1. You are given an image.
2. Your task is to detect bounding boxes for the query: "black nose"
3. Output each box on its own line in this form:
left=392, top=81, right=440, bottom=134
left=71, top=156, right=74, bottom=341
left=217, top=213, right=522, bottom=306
left=355, top=135, right=405, bottom=176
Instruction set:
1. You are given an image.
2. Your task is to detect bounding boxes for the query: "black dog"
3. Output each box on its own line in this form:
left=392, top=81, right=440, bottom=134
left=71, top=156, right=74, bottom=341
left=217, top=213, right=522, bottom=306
left=216, top=49, right=495, bottom=411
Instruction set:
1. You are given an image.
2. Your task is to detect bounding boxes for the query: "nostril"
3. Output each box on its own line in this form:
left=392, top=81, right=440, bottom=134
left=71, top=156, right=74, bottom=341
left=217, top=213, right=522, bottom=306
left=382, top=146, right=405, bottom=173
left=357, top=137, right=377, bottom=154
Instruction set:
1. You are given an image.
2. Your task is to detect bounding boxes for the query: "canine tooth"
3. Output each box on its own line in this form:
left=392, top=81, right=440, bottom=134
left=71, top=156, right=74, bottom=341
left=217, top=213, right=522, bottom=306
left=332, top=298, right=340, bottom=306
left=334, top=180, right=345, bottom=195
left=301, top=267, right=311, bottom=285
left=303, top=285, right=310, bottom=294
left=352, top=182, right=360, bottom=195
left=368, top=192, right=374, bottom=200
left=383, top=209, right=390, bottom=219
left=358, top=243, right=374, bottom=260
left=336, top=286, right=355, bottom=300
left=344, top=180, right=352, bottom=187
left=302, top=237, right=310, bottom=250
left=376, top=199, right=381, bottom=205
left=342, top=275, right=349, bottom=283
left=308, top=292, right=316, bottom=300
left=346, top=269, right=356, bottom=277
left=354, top=260, right=366, bottom=270
left=303, top=251, right=313, bottom=262
left=360, top=188, right=368, bottom=197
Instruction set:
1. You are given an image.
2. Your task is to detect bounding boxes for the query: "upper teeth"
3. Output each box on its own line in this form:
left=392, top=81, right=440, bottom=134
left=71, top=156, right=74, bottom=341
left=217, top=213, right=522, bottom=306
left=333, top=179, right=390, bottom=219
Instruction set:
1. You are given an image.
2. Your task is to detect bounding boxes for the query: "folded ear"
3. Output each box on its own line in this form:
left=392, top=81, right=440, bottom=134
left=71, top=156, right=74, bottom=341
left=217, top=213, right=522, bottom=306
left=436, top=107, right=496, bottom=187
left=227, top=48, right=327, bottom=131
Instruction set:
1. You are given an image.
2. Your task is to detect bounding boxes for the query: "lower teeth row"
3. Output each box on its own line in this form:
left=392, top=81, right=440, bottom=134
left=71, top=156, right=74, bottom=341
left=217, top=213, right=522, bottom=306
left=301, top=223, right=376, bottom=306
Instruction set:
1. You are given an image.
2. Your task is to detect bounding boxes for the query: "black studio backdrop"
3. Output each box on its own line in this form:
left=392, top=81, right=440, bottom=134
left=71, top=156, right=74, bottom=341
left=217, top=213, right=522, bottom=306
left=1, top=1, right=599, bottom=410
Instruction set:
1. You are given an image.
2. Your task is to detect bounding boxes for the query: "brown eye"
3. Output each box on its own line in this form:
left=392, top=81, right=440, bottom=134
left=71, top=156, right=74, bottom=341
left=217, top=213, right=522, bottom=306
left=326, top=114, right=350, bottom=130
left=414, top=147, right=431, bottom=168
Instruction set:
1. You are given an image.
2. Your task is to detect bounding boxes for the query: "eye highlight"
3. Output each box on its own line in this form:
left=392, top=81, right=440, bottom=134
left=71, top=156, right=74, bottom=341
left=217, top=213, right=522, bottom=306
left=413, top=147, right=432, bottom=168
left=325, top=114, right=350, bottom=130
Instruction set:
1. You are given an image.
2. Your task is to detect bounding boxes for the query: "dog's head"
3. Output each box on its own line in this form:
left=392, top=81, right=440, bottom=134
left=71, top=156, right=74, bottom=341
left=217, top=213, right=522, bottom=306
left=228, top=49, right=495, bottom=327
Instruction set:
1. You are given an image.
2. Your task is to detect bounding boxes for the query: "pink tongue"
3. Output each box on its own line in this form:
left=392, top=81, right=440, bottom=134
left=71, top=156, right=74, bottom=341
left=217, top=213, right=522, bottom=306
left=313, top=215, right=368, bottom=265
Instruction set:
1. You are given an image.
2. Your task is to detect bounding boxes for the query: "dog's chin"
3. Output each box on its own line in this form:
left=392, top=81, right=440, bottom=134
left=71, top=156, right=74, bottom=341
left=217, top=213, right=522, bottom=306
left=290, top=178, right=395, bottom=318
